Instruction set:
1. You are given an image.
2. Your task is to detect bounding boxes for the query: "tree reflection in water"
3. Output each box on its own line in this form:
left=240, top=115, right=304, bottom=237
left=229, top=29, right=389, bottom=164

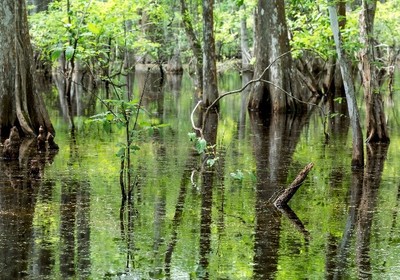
left=250, top=112, right=310, bottom=280
left=0, top=138, right=58, bottom=278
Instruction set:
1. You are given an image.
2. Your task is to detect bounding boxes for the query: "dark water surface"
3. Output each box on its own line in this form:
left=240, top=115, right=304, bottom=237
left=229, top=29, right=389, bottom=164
left=1, top=71, right=400, bottom=279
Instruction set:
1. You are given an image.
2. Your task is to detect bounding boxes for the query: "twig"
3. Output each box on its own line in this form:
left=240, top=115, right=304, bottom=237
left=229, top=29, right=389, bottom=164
left=133, top=67, right=151, bottom=130
left=204, top=49, right=327, bottom=122
left=190, top=100, right=204, bottom=138
left=207, top=50, right=294, bottom=111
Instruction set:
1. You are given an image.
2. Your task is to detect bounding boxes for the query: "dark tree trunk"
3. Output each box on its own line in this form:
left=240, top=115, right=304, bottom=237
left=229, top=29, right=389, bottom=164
left=248, top=0, right=297, bottom=114
left=202, top=0, right=219, bottom=108
left=0, top=0, right=55, bottom=139
left=240, top=4, right=251, bottom=72
left=28, top=0, right=51, bottom=13
left=180, top=0, right=203, bottom=97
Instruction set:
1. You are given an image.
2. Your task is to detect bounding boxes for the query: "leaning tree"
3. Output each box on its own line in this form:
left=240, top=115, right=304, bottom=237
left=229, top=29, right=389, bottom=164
left=0, top=0, right=54, bottom=139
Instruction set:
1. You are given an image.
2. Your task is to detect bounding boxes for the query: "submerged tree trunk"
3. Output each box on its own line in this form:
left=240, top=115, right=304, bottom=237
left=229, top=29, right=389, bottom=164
left=0, top=0, right=55, bottom=139
left=328, top=4, right=364, bottom=168
left=274, top=163, right=314, bottom=208
left=359, top=0, right=389, bottom=143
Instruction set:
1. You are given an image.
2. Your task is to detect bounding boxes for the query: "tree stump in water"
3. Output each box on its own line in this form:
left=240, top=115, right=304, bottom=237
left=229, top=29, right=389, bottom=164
left=46, top=132, right=59, bottom=150
left=37, top=125, right=59, bottom=151
left=3, top=126, right=21, bottom=159
left=37, top=125, right=46, bottom=152
left=274, top=163, right=314, bottom=208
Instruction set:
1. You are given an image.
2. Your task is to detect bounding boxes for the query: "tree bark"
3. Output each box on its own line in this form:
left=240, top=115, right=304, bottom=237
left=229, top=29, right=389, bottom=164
left=248, top=0, right=296, bottom=113
left=240, top=4, right=251, bottom=72
left=0, top=0, right=54, bottom=139
left=359, top=0, right=390, bottom=143
left=180, top=0, right=203, bottom=98
left=29, top=0, right=51, bottom=13
left=248, top=0, right=271, bottom=112
left=328, top=4, right=364, bottom=168
left=202, top=0, right=219, bottom=108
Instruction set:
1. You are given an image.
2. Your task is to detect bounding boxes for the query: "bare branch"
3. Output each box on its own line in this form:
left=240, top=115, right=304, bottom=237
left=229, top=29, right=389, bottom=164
left=190, top=100, right=203, bottom=138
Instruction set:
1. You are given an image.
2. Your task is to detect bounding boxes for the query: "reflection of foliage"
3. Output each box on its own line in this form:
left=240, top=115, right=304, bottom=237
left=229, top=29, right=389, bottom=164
left=88, top=96, right=168, bottom=200
left=32, top=201, right=60, bottom=245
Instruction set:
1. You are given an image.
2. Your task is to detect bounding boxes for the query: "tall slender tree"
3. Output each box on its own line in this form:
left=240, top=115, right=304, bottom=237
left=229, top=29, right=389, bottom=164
left=202, top=0, right=219, bottom=108
left=328, top=3, right=364, bottom=168
left=0, top=0, right=54, bottom=138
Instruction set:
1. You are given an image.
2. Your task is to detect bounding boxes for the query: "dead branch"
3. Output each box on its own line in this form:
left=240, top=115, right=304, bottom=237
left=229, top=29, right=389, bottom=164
left=190, top=100, right=204, bottom=138
left=274, top=162, right=314, bottom=208
left=207, top=50, right=294, bottom=110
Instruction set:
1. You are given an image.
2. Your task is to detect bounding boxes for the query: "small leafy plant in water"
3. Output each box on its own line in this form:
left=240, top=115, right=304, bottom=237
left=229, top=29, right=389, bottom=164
left=188, top=132, right=207, bottom=154
left=89, top=97, right=167, bottom=201
left=188, top=132, right=219, bottom=167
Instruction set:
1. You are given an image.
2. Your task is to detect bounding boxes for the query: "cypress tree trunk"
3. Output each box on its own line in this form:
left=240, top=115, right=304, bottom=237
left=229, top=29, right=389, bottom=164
left=180, top=0, right=203, bottom=98
left=248, top=0, right=270, bottom=112
left=248, top=0, right=297, bottom=114
left=202, top=0, right=219, bottom=108
left=0, top=0, right=54, bottom=138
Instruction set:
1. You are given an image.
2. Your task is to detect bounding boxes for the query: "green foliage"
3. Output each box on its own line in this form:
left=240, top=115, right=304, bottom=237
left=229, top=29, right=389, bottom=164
left=29, top=0, right=161, bottom=71
left=287, top=1, right=337, bottom=59
left=206, top=156, right=219, bottom=167
left=375, top=1, right=400, bottom=46
left=287, top=0, right=361, bottom=61
left=230, top=169, right=244, bottom=180
left=188, top=132, right=207, bottom=154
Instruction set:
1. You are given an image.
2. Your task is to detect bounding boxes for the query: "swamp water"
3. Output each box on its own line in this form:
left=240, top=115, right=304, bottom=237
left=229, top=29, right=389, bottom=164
left=1, top=71, right=400, bottom=279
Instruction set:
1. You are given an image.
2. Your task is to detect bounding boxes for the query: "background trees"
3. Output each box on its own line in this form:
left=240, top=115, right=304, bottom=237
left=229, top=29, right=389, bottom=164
left=26, top=0, right=399, bottom=144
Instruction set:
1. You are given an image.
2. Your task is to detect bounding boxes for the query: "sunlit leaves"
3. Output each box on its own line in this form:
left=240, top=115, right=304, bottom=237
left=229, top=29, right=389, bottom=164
left=51, top=46, right=63, bottom=61
left=87, top=22, right=101, bottom=35
left=188, top=132, right=208, bottom=154
left=65, top=45, right=75, bottom=60
left=230, top=169, right=244, bottom=180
